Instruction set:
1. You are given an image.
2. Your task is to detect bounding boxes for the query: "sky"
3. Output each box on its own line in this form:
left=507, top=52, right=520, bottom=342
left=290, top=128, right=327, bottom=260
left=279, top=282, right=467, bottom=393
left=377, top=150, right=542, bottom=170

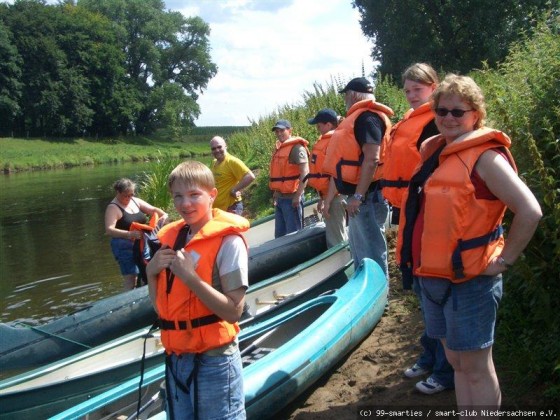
left=166, top=0, right=375, bottom=126
left=6, top=0, right=376, bottom=127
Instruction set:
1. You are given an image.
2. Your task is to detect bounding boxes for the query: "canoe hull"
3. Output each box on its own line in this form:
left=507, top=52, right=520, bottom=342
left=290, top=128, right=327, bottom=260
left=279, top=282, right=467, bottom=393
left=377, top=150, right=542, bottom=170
left=243, top=258, right=387, bottom=418
left=0, top=222, right=327, bottom=372
left=47, top=258, right=386, bottom=420
left=0, top=244, right=352, bottom=419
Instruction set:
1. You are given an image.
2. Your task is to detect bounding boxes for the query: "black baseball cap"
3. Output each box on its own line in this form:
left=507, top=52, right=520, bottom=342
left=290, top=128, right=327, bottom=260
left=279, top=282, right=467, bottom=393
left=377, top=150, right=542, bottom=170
left=307, top=108, right=338, bottom=125
left=272, top=119, right=292, bottom=131
left=339, top=77, right=373, bottom=94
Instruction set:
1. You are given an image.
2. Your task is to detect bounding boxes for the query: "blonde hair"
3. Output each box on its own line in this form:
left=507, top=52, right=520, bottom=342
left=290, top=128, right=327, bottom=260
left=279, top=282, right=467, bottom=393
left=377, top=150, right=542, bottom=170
left=402, top=62, right=439, bottom=86
left=168, top=160, right=215, bottom=191
left=432, top=74, right=486, bottom=129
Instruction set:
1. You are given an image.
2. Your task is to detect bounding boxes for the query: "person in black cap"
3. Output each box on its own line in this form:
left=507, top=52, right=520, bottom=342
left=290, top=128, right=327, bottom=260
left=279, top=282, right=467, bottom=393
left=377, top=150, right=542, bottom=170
left=269, top=119, right=310, bottom=238
left=307, top=109, right=347, bottom=247
left=322, top=77, right=394, bottom=277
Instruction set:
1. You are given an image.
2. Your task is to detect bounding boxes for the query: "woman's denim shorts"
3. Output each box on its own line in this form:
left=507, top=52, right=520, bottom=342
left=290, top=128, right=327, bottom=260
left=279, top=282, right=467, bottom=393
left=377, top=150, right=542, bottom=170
left=110, top=238, right=139, bottom=276
left=419, top=275, right=503, bottom=351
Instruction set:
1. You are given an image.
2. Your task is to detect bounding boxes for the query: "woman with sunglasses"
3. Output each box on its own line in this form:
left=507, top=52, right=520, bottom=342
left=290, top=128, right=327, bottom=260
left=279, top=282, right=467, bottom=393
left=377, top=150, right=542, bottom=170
left=384, top=63, right=455, bottom=396
left=105, top=178, right=167, bottom=290
left=397, top=74, right=541, bottom=412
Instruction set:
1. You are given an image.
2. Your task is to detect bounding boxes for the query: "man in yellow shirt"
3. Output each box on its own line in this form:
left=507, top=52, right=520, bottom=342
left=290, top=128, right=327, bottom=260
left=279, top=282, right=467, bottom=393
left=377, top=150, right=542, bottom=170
left=209, top=136, right=255, bottom=215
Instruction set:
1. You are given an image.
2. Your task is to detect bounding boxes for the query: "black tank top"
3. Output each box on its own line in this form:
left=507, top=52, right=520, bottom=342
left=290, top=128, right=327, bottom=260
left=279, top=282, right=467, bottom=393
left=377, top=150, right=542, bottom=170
left=111, top=198, right=147, bottom=231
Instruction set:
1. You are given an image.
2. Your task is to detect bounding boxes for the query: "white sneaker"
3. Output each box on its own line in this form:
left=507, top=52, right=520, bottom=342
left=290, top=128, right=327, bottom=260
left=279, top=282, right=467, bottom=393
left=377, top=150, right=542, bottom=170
left=415, top=376, right=447, bottom=394
left=404, top=363, right=430, bottom=378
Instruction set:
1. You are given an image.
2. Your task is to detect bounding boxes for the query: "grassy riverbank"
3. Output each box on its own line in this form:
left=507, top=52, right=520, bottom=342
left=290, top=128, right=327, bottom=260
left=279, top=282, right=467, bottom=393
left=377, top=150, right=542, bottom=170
left=0, top=127, right=247, bottom=172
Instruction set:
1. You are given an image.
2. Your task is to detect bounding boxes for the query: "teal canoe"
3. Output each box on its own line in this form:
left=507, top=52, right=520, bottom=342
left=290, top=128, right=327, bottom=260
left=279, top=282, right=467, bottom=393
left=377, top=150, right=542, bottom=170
left=48, top=258, right=387, bottom=420
left=0, top=217, right=326, bottom=373
left=0, top=242, right=352, bottom=419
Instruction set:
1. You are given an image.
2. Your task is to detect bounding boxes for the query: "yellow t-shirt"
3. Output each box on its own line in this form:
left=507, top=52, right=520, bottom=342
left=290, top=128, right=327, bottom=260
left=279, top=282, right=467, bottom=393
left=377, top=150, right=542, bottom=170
left=210, top=153, right=251, bottom=211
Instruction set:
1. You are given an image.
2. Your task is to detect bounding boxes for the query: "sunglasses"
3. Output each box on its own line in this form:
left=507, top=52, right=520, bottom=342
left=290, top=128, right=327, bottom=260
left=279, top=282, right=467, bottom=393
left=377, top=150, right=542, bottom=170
left=435, top=108, right=474, bottom=118
left=211, top=145, right=223, bottom=151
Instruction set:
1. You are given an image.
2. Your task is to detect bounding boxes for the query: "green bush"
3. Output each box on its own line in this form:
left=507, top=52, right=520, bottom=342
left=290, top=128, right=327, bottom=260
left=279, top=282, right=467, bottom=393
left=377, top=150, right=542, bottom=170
left=474, top=15, right=560, bottom=404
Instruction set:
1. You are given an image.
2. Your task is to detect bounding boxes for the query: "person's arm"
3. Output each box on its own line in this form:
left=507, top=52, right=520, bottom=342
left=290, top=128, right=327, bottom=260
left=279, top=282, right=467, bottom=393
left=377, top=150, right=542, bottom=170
left=292, top=161, right=309, bottom=207
left=231, top=171, right=256, bottom=198
left=345, top=143, right=380, bottom=217
left=136, top=198, right=168, bottom=220
left=104, top=204, right=140, bottom=239
left=323, top=177, right=338, bottom=218
left=476, top=150, right=542, bottom=275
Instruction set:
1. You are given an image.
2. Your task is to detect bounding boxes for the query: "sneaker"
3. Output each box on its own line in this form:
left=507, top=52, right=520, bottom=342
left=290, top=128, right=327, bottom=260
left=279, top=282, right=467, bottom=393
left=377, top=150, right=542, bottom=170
left=415, top=376, right=447, bottom=394
left=404, top=363, right=430, bottom=378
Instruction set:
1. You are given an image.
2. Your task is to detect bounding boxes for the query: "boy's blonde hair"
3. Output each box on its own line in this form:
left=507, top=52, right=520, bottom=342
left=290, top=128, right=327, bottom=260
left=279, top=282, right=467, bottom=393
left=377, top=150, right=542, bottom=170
left=168, top=160, right=215, bottom=191
left=432, top=74, right=486, bottom=129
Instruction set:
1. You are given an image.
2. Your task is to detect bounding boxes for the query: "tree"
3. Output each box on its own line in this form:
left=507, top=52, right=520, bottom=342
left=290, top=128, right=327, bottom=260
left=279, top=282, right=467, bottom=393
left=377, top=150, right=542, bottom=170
left=0, top=19, right=22, bottom=136
left=353, top=0, right=555, bottom=81
left=79, top=0, right=217, bottom=134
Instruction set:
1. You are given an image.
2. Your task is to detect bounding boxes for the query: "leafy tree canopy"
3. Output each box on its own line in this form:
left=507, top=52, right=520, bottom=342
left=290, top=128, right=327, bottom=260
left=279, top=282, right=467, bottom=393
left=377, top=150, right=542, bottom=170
left=0, top=0, right=217, bottom=137
left=353, top=0, right=555, bottom=81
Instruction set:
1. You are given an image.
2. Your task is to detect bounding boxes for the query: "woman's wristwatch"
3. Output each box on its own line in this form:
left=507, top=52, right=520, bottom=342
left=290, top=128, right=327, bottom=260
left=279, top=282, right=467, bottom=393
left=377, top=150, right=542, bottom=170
left=497, top=255, right=513, bottom=269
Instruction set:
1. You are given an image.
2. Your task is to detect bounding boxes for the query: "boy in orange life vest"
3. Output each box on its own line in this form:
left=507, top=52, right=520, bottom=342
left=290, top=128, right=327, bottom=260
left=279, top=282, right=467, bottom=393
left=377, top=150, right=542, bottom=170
left=146, top=160, right=248, bottom=419
left=307, top=108, right=348, bottom=247
left=269, top=119, right=310, bottom=238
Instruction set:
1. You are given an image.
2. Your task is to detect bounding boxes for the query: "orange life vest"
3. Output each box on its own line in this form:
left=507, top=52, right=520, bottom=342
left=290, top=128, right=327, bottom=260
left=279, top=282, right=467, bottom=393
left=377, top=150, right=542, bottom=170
left=307, top=130, right=333, bottom=197
left=382, top=102, right=435, bottom=207
left=130, top=212, right=160, bottom=262
left=397, top=128, right=516, bottom=283
left=269, top=136, right=310, bottom=194
left=155, top=209, right=249, bottom=354
left=322, top=100, right=393, bottom=185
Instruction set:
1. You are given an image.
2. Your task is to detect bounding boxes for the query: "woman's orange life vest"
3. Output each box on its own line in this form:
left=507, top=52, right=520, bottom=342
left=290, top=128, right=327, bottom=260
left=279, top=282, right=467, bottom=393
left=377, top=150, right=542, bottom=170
left=322, top=100, right=393, bottom=185
left=382, top=102, right=435, bottom=208
left=397, top=128, right=516, bottom=283
left=130, top=213, right=160, bottom=263
left=307, top=130, right=333, bottom=197
left=269, top=137, right=310, bottom=194
left=155, top=209, right=249, bottom=354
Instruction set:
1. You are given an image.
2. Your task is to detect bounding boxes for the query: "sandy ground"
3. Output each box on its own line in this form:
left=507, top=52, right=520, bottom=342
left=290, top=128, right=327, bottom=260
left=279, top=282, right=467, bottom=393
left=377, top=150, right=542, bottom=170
left=274, top=230, right=544, bottom=420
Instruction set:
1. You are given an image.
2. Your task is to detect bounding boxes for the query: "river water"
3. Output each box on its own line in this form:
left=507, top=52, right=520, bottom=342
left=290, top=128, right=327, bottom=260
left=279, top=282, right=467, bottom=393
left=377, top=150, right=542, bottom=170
left=0, top=161, right=181, bottom=324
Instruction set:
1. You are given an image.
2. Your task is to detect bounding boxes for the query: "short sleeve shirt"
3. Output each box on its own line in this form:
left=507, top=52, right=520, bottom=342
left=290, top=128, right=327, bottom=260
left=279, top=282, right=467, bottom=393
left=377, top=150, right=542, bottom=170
left=211, top=153, right=251, bottom=210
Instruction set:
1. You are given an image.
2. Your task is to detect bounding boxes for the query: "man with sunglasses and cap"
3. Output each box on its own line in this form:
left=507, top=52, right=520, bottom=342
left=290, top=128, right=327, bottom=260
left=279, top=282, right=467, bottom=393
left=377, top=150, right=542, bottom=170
left=269, top=119, right=310, bottom=238
left=323, top=77, right=394, bottom=277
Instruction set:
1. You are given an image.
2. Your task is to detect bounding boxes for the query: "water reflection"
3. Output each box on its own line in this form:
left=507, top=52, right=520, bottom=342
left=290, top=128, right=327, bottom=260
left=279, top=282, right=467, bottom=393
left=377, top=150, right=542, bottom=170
left=0, top=162, right=165, bottom=323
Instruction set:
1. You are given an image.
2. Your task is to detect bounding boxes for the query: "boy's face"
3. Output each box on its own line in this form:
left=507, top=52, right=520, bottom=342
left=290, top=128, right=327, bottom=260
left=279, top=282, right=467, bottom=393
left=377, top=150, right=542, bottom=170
left=171, top=180, right=217, bottom=232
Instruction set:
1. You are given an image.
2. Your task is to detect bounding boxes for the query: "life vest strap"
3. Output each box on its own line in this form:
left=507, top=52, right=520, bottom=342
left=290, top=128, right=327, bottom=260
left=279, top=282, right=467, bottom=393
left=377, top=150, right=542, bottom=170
left=452, top=225, right=504, bottom=279
left=379, top=179, right=409, bottom=189
left=269, top=174, right=300, bottom=182
left=159, top=314, right=222, bottom=330
left=304, top=173, right=329, bottom=181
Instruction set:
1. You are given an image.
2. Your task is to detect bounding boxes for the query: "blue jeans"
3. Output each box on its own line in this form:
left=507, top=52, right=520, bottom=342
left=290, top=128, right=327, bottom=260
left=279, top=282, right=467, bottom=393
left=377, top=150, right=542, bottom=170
left=420, top=275, right=503, bottom=351
left=274, top=197, right=303, bottom=238
left=110, top=238, right=139, bottom=275
left=227, top=201, right=244, bottom=216
left=165, top=351, right=246, bottom=420
left=414, top=278, right=454, bottom=389
left=347, top=189, right=389, bottom=277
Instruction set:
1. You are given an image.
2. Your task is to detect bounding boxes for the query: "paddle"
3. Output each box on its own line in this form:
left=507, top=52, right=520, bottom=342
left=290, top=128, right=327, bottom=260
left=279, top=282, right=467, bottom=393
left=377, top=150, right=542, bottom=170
left=16, top=322, right=92, bottom=349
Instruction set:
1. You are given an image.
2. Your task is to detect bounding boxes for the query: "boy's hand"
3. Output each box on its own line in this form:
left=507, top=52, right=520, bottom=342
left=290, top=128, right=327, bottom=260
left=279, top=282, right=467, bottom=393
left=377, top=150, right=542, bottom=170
left=146, top=245, right=175, bottom=278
